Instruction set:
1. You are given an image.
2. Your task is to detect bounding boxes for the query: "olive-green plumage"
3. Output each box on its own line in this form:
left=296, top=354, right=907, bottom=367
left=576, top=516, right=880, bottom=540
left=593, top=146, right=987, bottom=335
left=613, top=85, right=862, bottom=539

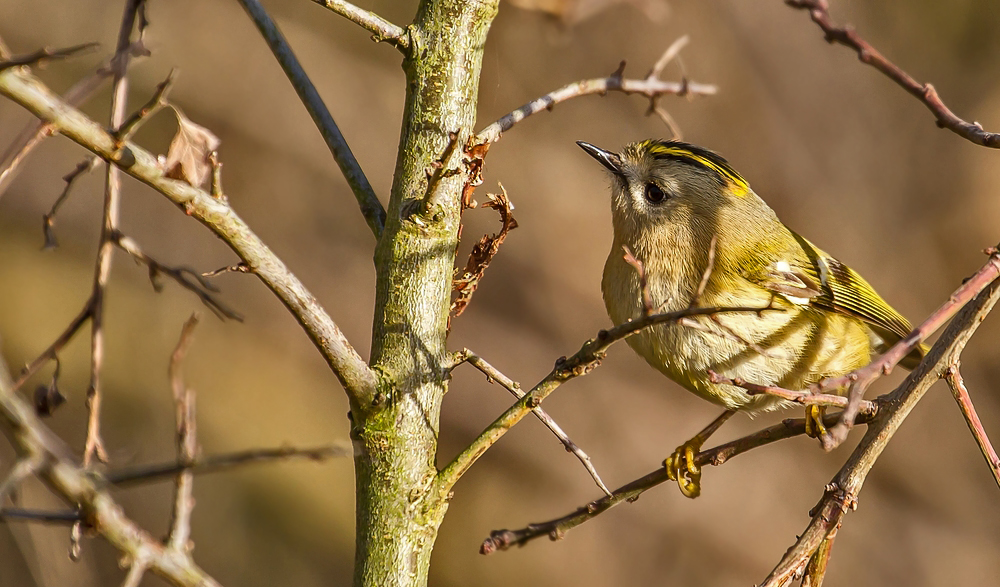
left=579, top=139, right=924, bottom=416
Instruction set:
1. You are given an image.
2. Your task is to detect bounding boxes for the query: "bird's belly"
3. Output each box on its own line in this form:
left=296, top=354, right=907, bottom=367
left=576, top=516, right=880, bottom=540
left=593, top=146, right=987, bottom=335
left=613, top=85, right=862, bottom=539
left=624, top=305, right=873, bottom=414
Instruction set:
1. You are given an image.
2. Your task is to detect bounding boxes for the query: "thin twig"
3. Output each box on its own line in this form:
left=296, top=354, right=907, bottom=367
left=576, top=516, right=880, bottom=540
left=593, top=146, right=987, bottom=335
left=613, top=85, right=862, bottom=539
left=454, top=349, right=611, bottom=496
left=237, top=0, right=386, bottom=237
left=0, top=455, right=44, bottom=505
left=0, top=42, right=99, bottom=72
left=311, top=0, right=409, bottom=49
left=112, top=231, right=243, bottom=320
left=42, top=156, right=100, bottom=249
left=115, top=68, right=176, bottom=141
left=106, top=444, right=353, bottom=486
left=83, top=0, right=146, bottom=468
left=0, top=508, right=82, bottom=523
left=480, top=410, right=869, bottom=553
left=13, top=297, right=93, bottom=390
left=167, top=314, right=199, bottom=553
left=944, top=363, right=1000, bottom=490
left=120, top=560, right=150, bottom=587
left=708, top=371, right=877, bottom=415
left=476, top=38, right=716, bottom=144
left=786, top=0, right=1000, bottom=148
left=0, top=42, right=148, bottom=199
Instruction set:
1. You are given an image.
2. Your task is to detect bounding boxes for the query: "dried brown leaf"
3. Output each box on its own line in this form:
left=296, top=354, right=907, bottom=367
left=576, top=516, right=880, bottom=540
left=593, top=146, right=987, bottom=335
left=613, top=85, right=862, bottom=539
left=163, top=106, right=220, bottom=188
left=451, top=184, right=518, bottom=320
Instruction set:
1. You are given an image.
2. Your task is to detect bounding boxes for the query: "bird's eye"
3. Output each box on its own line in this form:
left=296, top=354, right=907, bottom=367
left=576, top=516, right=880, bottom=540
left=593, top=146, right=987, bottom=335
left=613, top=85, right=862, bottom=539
left=644, top=183, right=667, bottom=204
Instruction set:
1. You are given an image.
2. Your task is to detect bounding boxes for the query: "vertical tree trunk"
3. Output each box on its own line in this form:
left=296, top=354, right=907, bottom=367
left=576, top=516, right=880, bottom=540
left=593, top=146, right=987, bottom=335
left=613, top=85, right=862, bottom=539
left=354, top=1, right=499, bottom=586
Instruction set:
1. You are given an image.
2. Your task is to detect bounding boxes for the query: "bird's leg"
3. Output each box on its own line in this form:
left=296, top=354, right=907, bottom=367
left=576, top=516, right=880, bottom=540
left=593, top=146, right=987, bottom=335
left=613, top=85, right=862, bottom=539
left=804, top=405, right=827, bottom=439
left=664, top=409, right=736, bottom=498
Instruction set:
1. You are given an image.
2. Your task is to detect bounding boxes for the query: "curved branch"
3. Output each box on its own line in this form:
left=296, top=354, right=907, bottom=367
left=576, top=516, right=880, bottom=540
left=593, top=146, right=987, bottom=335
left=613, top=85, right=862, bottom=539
left=786, top=0, right=1000, bottom=148
left=0, top=66, right=380, bottom=407
left=476, top=37, right=717, bottom=144
left=237, top=0, right=386, bottom=237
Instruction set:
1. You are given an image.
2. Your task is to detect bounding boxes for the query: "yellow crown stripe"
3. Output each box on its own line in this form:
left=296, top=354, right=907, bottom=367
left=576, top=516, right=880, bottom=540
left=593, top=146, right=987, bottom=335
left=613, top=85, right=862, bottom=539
left=643, top=141, right=751, bottom=196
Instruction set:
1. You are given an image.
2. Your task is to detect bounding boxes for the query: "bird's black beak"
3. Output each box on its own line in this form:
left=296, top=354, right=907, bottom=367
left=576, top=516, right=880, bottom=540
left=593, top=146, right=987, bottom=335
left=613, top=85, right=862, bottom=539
left=577, top=141, right=623, bottom=175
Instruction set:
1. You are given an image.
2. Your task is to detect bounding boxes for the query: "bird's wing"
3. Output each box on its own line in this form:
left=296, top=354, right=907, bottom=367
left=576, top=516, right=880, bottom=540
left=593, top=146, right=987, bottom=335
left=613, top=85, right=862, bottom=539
left=750, top=231, right=916, bottom=346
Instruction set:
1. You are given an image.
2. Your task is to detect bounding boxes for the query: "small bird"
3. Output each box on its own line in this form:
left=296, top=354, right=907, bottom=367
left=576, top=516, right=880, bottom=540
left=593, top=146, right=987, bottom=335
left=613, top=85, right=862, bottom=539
left=577, top=139, right=924, bottom=498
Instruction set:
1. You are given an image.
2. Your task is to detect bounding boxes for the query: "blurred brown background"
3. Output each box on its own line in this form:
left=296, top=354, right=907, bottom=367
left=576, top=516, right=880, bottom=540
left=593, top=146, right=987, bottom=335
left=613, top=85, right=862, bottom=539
left=2, top=1, right=999, bottom=585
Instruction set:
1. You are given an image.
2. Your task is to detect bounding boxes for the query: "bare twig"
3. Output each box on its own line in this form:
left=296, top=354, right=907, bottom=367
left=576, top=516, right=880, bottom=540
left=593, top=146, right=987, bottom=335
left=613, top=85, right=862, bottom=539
left=436, top=302, right=778, bottom=495
left=758, top=278, right=1000, bottom=587
left=0, top=455, right=44, bottom=505
left=821, top=248, right=1000, bottom=450
left=106, top=444, right=352, bottom=486
left=621, top=246, right=653, bottom=315
left=0, top=42, right=149, bottom=198
left=115, top=68, right=175, bottom=141
left=452, top=349, right=611, bottom=496
left=202, top=262, right=252, bottom=277
left=112, top=231, right=243, bottom=320
left=707, top=371, right=877, bottom=415
left=166, top=315, right=199, bottom=553
left=476, top=38, right=716, bottom=144
left=0, top=508, right=82, bottom=523
left=42, top=156, right=100, bottom=249
left=13, top=297, right=93, bottom=390
left=0, top=357, right=223, bottom=587
left=311, top=0, right=409, bottom=49
left=786, top=0, right=1000, bottom=148
left=237, top=0, right=386, bottom=237
left=480, top=410, right=869, bottom=553
left=83, top=0, right=147, bottom=468
left=944, top=363, right=1000, bottom=490
left=0, top=67, right=381, bottom=408
left=0, top=42, right=99, bottom=72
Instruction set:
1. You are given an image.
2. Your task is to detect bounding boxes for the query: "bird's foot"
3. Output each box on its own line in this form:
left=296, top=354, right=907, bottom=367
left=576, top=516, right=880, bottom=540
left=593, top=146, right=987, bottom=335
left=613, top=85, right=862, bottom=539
left=804, top=404, right=827, bottom=439
left=664, top=437, right=704, bottom=499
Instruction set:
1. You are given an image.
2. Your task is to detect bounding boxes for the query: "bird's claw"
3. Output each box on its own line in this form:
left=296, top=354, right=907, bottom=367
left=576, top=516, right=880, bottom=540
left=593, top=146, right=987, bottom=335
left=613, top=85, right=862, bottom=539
left=804, top=404, right=827, bottom=439
left=664, top=439, right=703, bottom=499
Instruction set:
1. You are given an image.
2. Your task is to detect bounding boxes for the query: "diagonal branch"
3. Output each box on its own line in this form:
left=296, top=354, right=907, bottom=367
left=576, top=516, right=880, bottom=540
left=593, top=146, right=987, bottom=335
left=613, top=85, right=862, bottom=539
left=759, top=277, right=1000, bottom=587
left=0, top=66, right=380, bottom=409
left=451, top=349, right=611, bottom=496
left=943, top=363, right=1000, bottom=490
left=112, top=231, right=243, bottom=320
left=786, top=0, right=1000, bottom=148
left=0, top=42, right=99, bottom=72
left=476, top=37, right=717, bottom=144
left=311, top=0, right=409, bottom=49
left=820, top=247, right=1000, bottom=449
left=237, top=0, right=386, bottom=237
left=435, top=303, right=778, bottom=495
left=480, top=410, right=873, bottom=553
